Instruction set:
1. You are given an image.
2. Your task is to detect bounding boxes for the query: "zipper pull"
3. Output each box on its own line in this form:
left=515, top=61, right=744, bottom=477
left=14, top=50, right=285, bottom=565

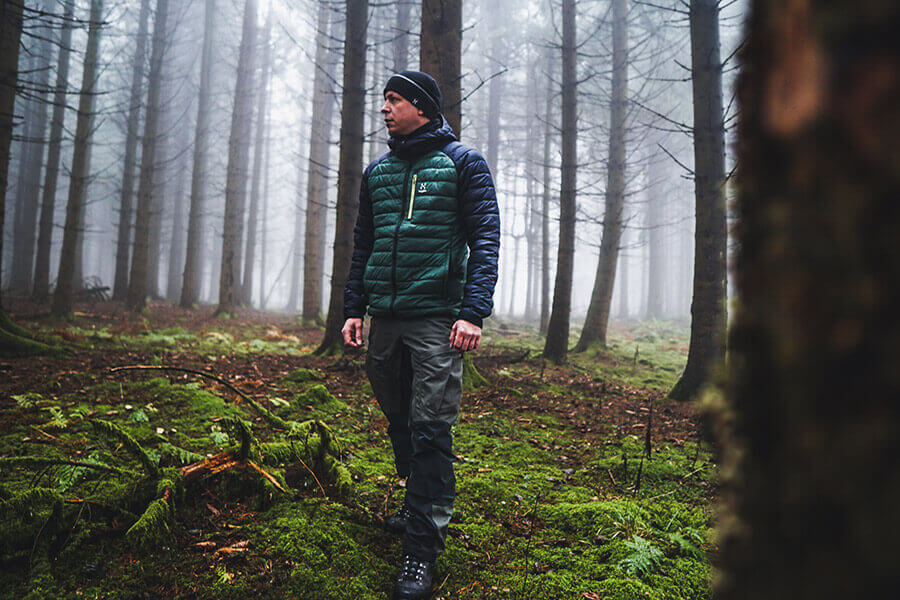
left=407, top=174, right=417, bottom=220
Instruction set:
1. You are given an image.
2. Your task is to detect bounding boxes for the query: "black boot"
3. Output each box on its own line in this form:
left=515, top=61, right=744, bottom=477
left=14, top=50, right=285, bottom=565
left=384, top=503, right=413, bottom=535
left=393, top=554, right=434, bottom=600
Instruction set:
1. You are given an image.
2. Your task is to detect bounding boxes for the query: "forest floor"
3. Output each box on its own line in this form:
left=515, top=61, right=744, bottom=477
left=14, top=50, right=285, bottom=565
left=0, top=299, right=718, bottom=600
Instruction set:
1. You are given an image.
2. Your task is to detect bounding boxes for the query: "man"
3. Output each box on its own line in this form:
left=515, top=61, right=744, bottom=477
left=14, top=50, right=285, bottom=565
left=342, top=70, right=500, bottom=600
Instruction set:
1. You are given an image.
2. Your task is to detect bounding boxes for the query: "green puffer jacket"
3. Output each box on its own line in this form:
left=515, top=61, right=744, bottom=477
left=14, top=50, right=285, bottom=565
left=344, top=117, right=501, bottom=326
left=364, top=150, right=469, bottom=317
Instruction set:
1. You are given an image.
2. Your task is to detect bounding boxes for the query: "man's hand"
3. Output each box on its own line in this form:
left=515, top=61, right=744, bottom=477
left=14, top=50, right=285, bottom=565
left=449, top=319, right=481, bottom=352
left=342, top=318, right=364, bottom=347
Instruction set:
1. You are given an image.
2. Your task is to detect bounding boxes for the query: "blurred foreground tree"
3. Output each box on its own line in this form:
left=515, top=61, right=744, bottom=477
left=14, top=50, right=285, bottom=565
left=717, top=1, right=900, bottom=597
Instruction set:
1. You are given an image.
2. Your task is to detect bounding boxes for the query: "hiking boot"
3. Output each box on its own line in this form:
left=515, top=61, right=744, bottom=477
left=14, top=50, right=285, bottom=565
left=384, top=504, right=413, bottom=535
left=393, top=554, right=434, bottom=600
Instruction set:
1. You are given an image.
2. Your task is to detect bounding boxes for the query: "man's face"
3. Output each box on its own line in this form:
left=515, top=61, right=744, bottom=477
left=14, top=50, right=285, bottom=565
left=381, top=91, right=429, bottom=136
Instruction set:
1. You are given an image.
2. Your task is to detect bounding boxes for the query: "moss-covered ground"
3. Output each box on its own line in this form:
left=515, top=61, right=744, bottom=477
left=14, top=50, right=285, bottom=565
left=0, top=301, right=714, bottom=599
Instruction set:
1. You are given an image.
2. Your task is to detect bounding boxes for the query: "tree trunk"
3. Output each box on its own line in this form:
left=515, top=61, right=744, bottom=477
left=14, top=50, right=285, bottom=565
left=51, top=0, right=104, bottom=318
left=259, top=108, right=271, bottom=309
left=542, top=0, right=576, bottom=363
left=241, top=16, right=272, bottom=306
left=1, top=0, right=25, bottom=306
left=179, top=0, right=216, bottom=308
left=645, top=145, right=665, bottom=319
left=10, top=0, right=52, bottom=292
left=717, top=2, right=900, bottom=597
left=575, top=0, right=627, bottom=352
left=420, top=0, right=462, bottom=137
left=112, top=0, right=150, bottom=300
left=540, top=53, right=553, bottom=335
left=126, top=0, right=169, bottom=312
left=216, top=0, right=258, bottom=316
left=669, top=0, right=727, bottom=401
left=393, top=0, right=411, bottom=72
left=299, top=0, right=337, bottom=320
left=32, top=0, right=75, bottom=301
left=165, top=134, right=189, bottom=302
left=315, top=0, right=368, bottom=355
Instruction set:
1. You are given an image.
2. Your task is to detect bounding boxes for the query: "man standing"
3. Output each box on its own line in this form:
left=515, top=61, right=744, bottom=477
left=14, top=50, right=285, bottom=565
left=342, top=71, right=500, bottom=600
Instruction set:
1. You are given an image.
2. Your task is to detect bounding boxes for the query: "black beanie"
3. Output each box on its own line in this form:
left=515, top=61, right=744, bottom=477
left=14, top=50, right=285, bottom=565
left=383, top=71, right=442, bottom=119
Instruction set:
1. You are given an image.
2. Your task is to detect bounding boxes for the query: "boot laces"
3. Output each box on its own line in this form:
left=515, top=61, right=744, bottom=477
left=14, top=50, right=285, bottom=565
left=400, top=555, right=428, bottom=582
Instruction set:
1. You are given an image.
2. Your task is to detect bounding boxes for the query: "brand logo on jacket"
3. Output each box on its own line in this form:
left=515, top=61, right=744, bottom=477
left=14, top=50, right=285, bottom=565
left=418, top=182, right=428, bottom=193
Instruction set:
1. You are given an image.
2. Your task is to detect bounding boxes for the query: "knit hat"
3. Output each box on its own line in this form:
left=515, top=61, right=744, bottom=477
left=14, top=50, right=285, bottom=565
left=383, top=71, right=442, bottom=119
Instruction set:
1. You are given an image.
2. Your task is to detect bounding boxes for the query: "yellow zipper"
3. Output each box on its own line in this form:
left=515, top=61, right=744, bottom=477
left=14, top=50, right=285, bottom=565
left=407, top=174, right=417, bottom=220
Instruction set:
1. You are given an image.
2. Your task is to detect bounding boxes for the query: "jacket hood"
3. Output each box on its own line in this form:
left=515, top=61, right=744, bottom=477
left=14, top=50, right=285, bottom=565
left=388, top=116, right=457, bottom=160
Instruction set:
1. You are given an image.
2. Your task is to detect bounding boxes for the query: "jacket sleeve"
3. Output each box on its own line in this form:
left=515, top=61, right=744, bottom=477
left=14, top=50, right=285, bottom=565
left=455, top=147, right=500, bottom=328
left=343, top=168, right=374, bottom=319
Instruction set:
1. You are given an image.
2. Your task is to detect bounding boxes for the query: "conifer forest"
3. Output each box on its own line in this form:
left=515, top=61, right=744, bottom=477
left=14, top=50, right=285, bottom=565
left=1, top=0, right=898, bottom=598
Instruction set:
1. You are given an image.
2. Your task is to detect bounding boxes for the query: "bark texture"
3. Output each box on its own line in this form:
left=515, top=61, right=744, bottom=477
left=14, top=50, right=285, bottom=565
left=669, top=0, right=727, bottom=401
left=717, top=1, right=900, bottom=597
left=576, top=0, right=628, bottom=351
left=420, top=0, right=462, bottom=136
left=542, top=0, right=576, bottom=363
left=51, top=0, right=104, bottom=318
left=315, top=0, right=368, bottom=355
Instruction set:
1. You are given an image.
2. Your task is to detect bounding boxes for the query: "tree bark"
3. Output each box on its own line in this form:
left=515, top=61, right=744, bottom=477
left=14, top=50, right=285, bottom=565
left=112, top=0, right=150, bottom=301
left=420, top=0, right=462, bottom=137
left=717, top=1, right=900, bottom=597
left=669, top=0, right=727, bottom=401
left=241, top=16, right=272, bottom=306
left=165, top=131, right=189, bottom=302
left=126, top=0, right=169, bottom=312
left=296, top=1, right=337, bottom=319
left=392, top=0, right=411, bottom=72
left=315, top=0, right=368, bottom=355
left=575, top=0, right=627, bottom=351
left=179, top=0, right=216, bottom=308
left=216, top=0, right=258, bottom=316
left=10, top=0, right=52, bottom=292
left=542, top=0, right=576, bottom=363
left=644, top=144, right=665, bottom=319
left=32, top=0, right=75, bottom=301
left=51, top=0, right=104, bottom=318
left=540, top=52, right=554, bottom=335
left=1, top=0, right=25, bottom=307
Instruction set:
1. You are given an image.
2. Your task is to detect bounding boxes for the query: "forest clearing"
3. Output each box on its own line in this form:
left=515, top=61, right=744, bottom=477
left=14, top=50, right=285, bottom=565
left=0, top=301, right=714, bottom=599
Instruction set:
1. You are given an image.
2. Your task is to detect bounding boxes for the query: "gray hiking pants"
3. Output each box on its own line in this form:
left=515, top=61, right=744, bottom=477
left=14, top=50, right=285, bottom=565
left=365, top=315, right=463, bottom=562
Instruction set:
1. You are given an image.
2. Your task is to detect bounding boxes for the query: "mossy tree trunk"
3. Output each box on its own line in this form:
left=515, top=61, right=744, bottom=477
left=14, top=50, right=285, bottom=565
left=315, top=0, right=369, bottom=356
left=669, top=0, right=727, bottom=401
left=716, top=1, right=900, bottom=598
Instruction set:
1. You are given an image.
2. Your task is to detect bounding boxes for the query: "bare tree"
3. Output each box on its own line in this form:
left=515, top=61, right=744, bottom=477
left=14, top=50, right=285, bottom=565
left=717, top=1, right=900, bottom=597
left=241, top=16, right=273, bottom=306
left=315, top=0, right=369, bottom=355
left=179, top=0, right=216, bottom=308
left=216, top=0, right=258, bottom=316
left=112, top=0, right=151, bottom=300
left=297, top=0, right=337, bottom=320
left=392, top=0, right=412, bottom=71
left=576, top=0, right=628, bottom=351
left=10, top=0, right=53, bottom=292
left=32, top=0, right=75, bottom=301
left=669, top=0, right=727, bottom=401
left=543, top=0, right=577, bottom=363
left=127, top=0, right=170, bottom=312
left=51, top=0, right=105, bottom=318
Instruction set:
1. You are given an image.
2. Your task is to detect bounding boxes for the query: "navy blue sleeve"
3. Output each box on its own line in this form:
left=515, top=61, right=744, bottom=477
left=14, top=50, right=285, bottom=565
left=453, top=146, right=500, bottom=328
left=343, top=167, right=374, bottom=319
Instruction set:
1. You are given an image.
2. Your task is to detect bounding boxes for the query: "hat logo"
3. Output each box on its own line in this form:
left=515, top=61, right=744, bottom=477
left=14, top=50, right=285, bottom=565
left=412, top=98, right=419, bottom=105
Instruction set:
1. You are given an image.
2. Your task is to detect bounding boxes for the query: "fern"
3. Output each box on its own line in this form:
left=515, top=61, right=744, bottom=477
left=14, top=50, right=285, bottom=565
left=619, top=535, right=664, bottom=577
left=0, top=487, right=62, bottom=518
left=221, top=416, right=257, bottom=460
left=663, top=531, right=705, bottom=559
left=12, top=392, right=43, bottom=410
left=158, top=442, right=204, bottom=465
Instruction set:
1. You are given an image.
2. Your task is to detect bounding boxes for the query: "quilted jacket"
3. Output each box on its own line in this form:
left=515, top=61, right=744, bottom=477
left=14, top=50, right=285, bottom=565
left=343, top=117, right=500, bottom=327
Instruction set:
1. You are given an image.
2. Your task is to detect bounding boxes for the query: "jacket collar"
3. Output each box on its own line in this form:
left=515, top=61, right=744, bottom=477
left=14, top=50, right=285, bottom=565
left=388, top=116, right=456, bottom=161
